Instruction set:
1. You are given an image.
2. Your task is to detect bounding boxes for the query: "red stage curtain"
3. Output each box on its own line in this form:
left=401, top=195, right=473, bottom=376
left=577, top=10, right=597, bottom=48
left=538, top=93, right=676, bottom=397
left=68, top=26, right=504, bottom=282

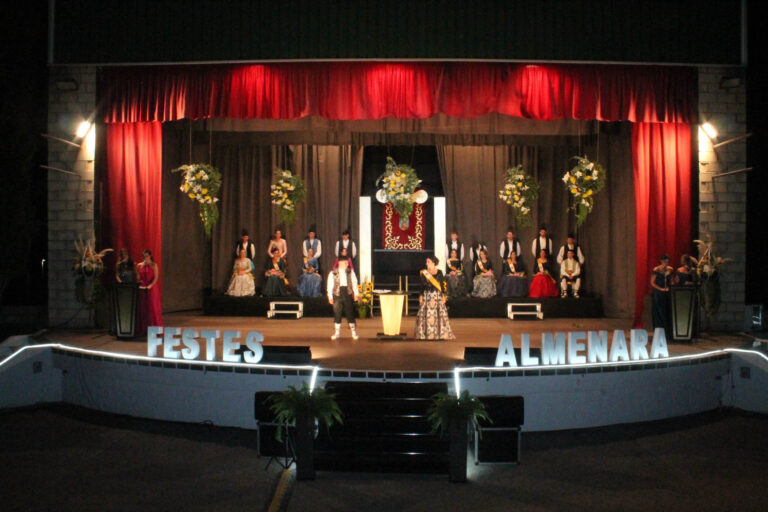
left=631, top=122, right=692, bottom=327
left=105, top=122, right=164, bottom=303
left=102, top=63, right=697, bottom=124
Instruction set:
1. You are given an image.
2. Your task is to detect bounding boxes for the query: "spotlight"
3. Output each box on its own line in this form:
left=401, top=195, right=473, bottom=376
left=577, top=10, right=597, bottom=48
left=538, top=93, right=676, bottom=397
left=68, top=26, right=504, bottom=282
left=76, top=121, right=92, bottom=138
left=701, top=122, right=718, bottom=140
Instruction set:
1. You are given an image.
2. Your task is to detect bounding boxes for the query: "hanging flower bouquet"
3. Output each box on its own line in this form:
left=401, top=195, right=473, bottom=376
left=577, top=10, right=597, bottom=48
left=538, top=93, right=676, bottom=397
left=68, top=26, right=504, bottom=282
left=72, top=234, right=113, bottom=307
left=270, top=170, right=305, bottom=225
left=562, top=156, right=606, bottom=227
left=498, top=165, right=539, bottom=228
left=172, top=163, right=221, bottom=237
left=376, top=157, right=423, bottom=218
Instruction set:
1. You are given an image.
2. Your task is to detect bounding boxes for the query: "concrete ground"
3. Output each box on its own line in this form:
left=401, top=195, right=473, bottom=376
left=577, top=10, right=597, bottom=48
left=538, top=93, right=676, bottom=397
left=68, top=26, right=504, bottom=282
left=1, top=405, right=767, bottom=511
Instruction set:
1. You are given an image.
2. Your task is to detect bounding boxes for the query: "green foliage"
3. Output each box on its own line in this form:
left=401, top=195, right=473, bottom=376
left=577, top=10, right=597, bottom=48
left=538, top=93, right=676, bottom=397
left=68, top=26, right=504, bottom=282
left=268, top=382, right=343, bottom=440
left=427, top=390, right=491, bottom=437
left=376, top=156, right=422, bottom=218
left=171, top=163, right=222, bottom=237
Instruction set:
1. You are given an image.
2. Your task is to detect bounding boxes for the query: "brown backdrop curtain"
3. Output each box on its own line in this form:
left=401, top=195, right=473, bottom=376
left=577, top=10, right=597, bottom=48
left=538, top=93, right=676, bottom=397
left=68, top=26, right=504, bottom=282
left=436, top=127, right=634, bottom=317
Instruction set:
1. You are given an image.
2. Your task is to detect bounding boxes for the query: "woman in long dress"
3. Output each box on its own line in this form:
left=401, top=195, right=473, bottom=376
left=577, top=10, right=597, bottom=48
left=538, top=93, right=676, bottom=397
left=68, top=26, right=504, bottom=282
left=445, top=248, right=467, bottom=297
left=263, top=249, right=288, bottom=297
left=497, top=251, right=529, bottom=297
left=415, top=256, right=455, bottom=340
left=226, top=249, right=255, bottom=297
left=471, top=249, right=496, bottom=298
left=136, top=249, right=162, bottom=335
left=651, top=254, right=674, bottom=332
left=297, top=247, right=323, bottom=297
left=529, top=249, right=559, bottom=298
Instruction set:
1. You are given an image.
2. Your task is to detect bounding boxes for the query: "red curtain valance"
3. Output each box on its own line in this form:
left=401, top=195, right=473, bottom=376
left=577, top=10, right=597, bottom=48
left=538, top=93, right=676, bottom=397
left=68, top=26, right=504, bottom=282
left=102, top=62, right=697, bottom=124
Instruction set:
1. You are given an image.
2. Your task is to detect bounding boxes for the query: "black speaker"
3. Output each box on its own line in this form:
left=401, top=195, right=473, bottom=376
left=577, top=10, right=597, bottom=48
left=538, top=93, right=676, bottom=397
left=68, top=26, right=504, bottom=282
left=463, top=347, right=541, bottom=366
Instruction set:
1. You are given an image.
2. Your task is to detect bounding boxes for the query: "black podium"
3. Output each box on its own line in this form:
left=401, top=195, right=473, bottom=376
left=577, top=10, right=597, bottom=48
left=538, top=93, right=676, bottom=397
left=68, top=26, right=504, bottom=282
left=111, top=284, right=138, bottom=339
left=670, top=286, right=697, bottom=342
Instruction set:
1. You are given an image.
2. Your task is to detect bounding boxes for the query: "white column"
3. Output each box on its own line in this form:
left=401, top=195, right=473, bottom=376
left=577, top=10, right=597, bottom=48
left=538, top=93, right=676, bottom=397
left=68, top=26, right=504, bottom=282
left=359, top=196, right=372, bottom=283
left=434, top=197, right=446, bottom=273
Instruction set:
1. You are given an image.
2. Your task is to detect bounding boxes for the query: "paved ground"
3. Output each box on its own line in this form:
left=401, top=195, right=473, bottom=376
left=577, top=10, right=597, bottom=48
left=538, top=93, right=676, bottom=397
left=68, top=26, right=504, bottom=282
left=2, top=405, right=767, bottom=511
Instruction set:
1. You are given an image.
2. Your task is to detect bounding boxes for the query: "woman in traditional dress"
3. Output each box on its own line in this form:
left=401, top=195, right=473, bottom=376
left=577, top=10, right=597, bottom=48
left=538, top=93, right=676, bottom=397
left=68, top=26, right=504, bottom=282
left=445, top=248, right=467, bottom=297
left=471, top=249, right=496, bottom=298
left=136, top=249, right=162, bottom=335
left=675, top=254, right=696, bottom=286
left=297, top=247, right=323, bottom=297
left=226, top=249, right=256, bottom=297
left=332, top=246, right=355, bottom=272
left=529, top=249, right=559, bottom=298
left=415, top=256, right=455, bottom=340
left=263, top=248, right=288, bottom=297
left=115, top=248, right=136, bottom=284
left=497, top=251, right=529, bottom=298
left=651, top=254, right=674, bottom=332
left=266, top=228, right=288, bottom=261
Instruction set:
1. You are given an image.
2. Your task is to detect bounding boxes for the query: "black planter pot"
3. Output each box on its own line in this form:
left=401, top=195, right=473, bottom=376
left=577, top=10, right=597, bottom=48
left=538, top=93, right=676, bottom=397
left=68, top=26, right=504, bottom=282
left=294, top=413, right=315, bottom=480
left=449, top=419, right=469, bottom=483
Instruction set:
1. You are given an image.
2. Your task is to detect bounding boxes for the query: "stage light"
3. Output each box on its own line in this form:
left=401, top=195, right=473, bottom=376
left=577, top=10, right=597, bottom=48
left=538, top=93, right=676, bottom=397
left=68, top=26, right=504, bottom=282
left=701, top=122, right=718, bottom=140
left=76, top=121, right=92, bottom=138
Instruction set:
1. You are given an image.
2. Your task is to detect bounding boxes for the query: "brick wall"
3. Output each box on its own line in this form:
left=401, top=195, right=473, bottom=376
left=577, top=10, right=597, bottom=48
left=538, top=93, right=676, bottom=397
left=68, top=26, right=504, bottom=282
left=698, top=66, right=748, bottom=331
left=47, top=66, right=97, bottom=327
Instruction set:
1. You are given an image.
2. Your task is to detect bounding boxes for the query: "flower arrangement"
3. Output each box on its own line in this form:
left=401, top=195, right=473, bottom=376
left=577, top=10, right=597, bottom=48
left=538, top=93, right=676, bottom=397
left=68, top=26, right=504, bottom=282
left=72, top=235, right=113, bottom=306
left=270, top=170, right=305, bottom=225
left=693, top=235, right=733, bottom=321
left=357, top=279, right=374, bottom=318
left=562, top=156, right=606, bottom=227
left=376, top=157, right=422, bottom=218
left=498, top=165, right=539, bottom=228
left=172, top=163, right=221, bottom=237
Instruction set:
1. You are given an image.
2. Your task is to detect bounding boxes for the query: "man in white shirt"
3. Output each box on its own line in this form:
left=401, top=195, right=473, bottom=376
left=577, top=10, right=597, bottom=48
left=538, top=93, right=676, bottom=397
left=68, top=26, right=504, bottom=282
left=445, top=230, right=465, bottom=261
left=327, top=258, right=359, bottom=340
left=234, top=229, right=256, bottom=261
left=556, top=233, right=585, bottom=265
left=335, top=230, right=357, bottom=260
left=302, top=226, right=322, bottom=259
left=559, top=249, right=581, bottom=298
left=531, top=225, right=553, bottom=259
left=499, top=228, right=522, bottom=261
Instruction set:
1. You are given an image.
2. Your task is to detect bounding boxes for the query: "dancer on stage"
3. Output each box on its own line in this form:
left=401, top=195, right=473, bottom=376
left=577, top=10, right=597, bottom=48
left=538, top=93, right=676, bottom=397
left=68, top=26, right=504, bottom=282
left=651, top=254, right=674, bottom=332
left=499, top=228, right=522, bottom=262
left=136, top=249, right=162, bottom=335
left=327, top=258, right=359, bottom=340
left=471, top=249, right=496, bottom=298
left=263, top=248, right=288, bottom=297
left=445, top=248, right=467, bottom=297
left=267, top=228, right=287, bottom=260
left=529, top=249, right=559, bottom=298
left=559, top=249, right=582, bottom=298
left=497, top=251, right=528, bottom=298
left=531, top=225, right=554, bottom=259
left=297, top=247, right=322, bottom=297
left=446, top=230, right=465, bottom=262
left=302, top=225, right=322, bottom=262
left=675, top=254, right=696, bottom=286
left=226, top=249, right=255, bottom=297
left=234, top=229, right=256, bottom=261
left=415, top=256, right=455, bottom=340
left=115, top=248, right=136, bottom=284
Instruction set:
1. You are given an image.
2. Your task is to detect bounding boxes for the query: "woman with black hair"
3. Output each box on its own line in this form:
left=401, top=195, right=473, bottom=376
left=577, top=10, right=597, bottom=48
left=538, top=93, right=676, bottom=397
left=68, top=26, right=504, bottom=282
left=415, top=256, right=455, bottom=340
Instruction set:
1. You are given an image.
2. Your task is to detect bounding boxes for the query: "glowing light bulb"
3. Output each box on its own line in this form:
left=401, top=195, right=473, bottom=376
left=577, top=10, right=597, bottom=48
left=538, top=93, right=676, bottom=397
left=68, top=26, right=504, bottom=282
left=76, top=121, right=92, bottom=138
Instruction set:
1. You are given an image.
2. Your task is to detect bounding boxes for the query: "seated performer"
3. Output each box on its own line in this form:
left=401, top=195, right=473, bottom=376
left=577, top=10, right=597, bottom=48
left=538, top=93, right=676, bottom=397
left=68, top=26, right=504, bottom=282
left=302, top=225, right=322, bottom=267
left=468, top=239, right=488, bottom=283
left=446, top=230, right=465, bottom=262
left=415, top=256, right=455, bottom=340
left=327, top=258, right=359, bottom=340
left=226, top=249, right=256, bottom=297
left=675, top=254, right=696, bottom=286
left=529, top=249, right=559, bottom=298
left=297, top=247, right=322, bottom=297
left=497, top=251, right=529, bottom=298
left=445, top=248, right=467, bottom=297
left=471, top=249, right=496, bottom=298
left=499, top=228, right=522, bottom=263
left=267, top=228, right=288, bottom=260
left=651, top=254, right=674, bottom=333
left=559, top=249, right=582, bottom=298
left=556, top=233, right=585, bottom=265
left=332, top=246, right=356, bottom=272
left=531, top=225, right=554, bottom=259
left=234, top=229, right=256, bottom=261
left=262, top=248, right=288, bottom=297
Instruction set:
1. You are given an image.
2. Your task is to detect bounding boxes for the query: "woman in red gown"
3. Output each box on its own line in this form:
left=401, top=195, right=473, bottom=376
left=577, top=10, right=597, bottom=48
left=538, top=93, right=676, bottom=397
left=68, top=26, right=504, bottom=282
left=529, top=249, right=559, bottom=298
left=136, top=249, right=162, bottom=335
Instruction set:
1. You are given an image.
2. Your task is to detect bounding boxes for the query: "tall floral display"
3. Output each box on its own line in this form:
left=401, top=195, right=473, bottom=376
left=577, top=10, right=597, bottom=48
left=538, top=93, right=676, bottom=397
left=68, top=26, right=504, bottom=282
left=72, top=234, right=113, bottom=325
left=375, top=157, right=424, bottom=219
left=562, top=156, right=606, bottom=227
left=271, top=170, right=305, bottom=225
left=498, top=165, right=539, bottom=228
left=172, top=163, right=222, bottom=237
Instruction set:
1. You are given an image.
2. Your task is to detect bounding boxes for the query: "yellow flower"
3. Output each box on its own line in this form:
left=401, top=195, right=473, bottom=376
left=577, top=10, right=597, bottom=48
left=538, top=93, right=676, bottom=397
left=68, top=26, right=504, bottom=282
left=584, top=176, right=591, bottom=181
left=570, top=188, right=578, bottom=195
left=517, top=181, right=523, bottom=187
left=204, top=195, right=211, bottom=201
left=585, top=189, right=593, bottom=197
left=188, top=193, right=196, bottom=199
left=201, top=188, right=208, bottom=194
left=570, top=176, right=576, bottom=183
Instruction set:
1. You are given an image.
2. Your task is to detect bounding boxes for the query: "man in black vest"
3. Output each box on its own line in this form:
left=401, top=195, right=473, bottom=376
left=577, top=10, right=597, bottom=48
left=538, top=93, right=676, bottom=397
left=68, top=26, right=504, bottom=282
left=499, top=227, right=522, bottom=262
left=327, top=258, right=359, bottom=340
left=234, top=229, right=256, bottom=261
left=530, top=225, right=553, bottom=259
left=556, top=233, right=585, bottom=265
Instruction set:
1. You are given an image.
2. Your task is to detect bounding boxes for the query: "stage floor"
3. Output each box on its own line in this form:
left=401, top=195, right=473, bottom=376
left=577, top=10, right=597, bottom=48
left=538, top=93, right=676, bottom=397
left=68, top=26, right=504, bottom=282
left=36, top=313, right=750, bottom=371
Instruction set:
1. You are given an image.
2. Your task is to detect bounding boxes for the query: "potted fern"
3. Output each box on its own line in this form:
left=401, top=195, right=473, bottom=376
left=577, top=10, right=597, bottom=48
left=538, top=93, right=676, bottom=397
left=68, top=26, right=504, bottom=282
left=269, top=382, right=342, bottom=480
left=428, top=390, right=490, bottom=482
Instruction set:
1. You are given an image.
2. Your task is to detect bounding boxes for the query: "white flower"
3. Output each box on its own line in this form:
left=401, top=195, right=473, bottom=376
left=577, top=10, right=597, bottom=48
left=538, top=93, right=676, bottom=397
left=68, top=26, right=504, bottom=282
left=581, top=199, right=589, bottom=206
left=282, top=171, right=291, bottom=178
left=521, top=207, right=529, bottom=214
left=505, top=184, right=513, bottom=190
left=575, top=170, right=583, bottom=178
left=562, top=174, right=569, bottom=183
left=587, top=162, right=594, bottom=170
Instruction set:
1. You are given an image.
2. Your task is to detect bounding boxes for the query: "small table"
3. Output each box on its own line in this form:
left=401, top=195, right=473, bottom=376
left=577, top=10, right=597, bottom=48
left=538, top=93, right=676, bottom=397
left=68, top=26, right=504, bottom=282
left=507, top=302, right=543, bottom=320
left=267, top=301, right=304, bottom=319
left=376, top=292, right=407, bottom=339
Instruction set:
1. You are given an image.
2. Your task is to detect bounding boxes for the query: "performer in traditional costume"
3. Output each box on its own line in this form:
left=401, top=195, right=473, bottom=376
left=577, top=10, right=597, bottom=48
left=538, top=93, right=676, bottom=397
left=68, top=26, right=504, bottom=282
left=675, top=254, right=696, bottom=286
left=334, top=229, right=357, bottom=266
left=234, top=229, right=256, bottom=261
left=497, top=251, right=528, bottom=298
left=226, top=249, right=256, bottom=297
left=559, top=249, right=582, bottom=298
left=445, top=248, right=467, bottom=297
left=297, top=247, right=322, bottom=297
left=556, top=233, right=585, bottom=265
left=530, top=225, right=554, bottom=259
left=327, top=258, right=359, bottom=340
left=415, top=256, right=455, bottom=340
left=332, top=246, right=356, bottom=272
left=266, top=228, right=287, bottom=260
left=136, top=249, right=162, bottom=335
left=468, top=240, right=488, bottom=284
left=471, top=249, right=496, bottom=298
left=302, top=225, right=322, bottom=268
left=529, top=249, right=559, bottom=298
left=263, top=248, right=288, bottom=297
left=445, top=230, right=465, bottom=262
left=651, top=254, right=674, bottom=333
left=499, top=228, right=522, bottom=264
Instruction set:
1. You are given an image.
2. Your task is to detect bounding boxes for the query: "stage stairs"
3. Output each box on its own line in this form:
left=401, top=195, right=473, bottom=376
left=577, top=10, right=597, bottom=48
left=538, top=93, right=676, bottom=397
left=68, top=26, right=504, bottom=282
left=314, top=381, right=449, bottom=473
left=371, top=275, right=420, bottom=316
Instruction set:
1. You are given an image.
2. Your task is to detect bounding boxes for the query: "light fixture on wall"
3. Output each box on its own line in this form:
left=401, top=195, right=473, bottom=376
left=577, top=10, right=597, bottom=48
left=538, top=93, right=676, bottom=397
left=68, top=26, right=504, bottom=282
left=76, top=120, right=92, bottom=138
left=700, top=122, right=718, bottom=141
